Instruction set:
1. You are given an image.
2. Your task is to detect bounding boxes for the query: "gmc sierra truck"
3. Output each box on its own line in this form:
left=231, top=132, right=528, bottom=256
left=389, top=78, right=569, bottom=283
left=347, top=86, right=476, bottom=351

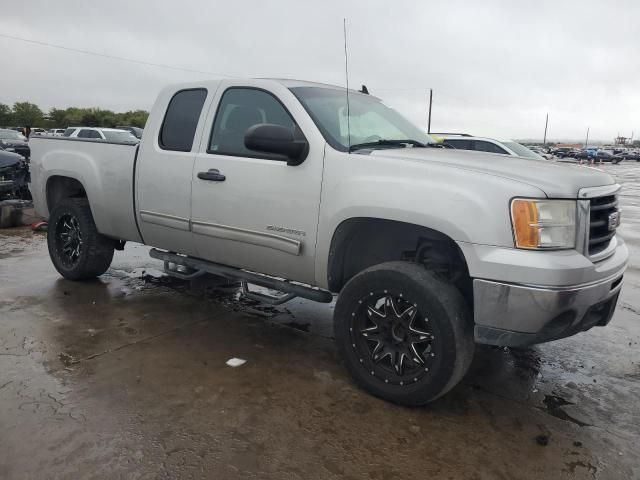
left=29, top=79, right=628, bottom=405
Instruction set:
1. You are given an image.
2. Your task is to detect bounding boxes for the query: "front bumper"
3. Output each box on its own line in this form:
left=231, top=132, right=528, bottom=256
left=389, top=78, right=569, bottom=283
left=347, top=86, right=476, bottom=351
left=473, top=268, right=625, bottom=347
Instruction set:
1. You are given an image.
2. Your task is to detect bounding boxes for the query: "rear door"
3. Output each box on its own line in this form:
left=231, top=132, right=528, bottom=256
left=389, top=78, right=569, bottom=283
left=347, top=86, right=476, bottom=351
left=190, top=82, right=324, bottom=284
left=135, top=87, right=213, bottom=256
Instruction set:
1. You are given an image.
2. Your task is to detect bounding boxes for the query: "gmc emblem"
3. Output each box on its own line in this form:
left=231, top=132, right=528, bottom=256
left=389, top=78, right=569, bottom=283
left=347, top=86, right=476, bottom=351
left=608, top=211, right=620, bottom=231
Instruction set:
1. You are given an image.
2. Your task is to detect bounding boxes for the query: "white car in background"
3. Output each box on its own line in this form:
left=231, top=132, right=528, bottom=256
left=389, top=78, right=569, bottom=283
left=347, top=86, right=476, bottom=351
left=62, top=127, right=139, bottom=143
left=434, top=134, right=546, bottom=160
left=49, top=129, right=67, bottom=136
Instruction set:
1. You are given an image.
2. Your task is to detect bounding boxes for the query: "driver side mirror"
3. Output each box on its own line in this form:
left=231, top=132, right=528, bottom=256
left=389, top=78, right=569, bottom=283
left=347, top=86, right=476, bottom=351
left=244, top=124, right=309, bottom=166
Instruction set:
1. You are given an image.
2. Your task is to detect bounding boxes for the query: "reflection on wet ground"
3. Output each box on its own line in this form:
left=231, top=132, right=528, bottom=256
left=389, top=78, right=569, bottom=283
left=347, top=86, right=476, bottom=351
left=1, top=162, right=639, bottom=479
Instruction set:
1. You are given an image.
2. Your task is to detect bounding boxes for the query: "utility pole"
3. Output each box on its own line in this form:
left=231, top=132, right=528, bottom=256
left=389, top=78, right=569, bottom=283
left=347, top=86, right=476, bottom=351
left=543, top=113, right=548, bottom=145
left=585, top=127, right=590, bottom=148
left=427, top=89, right=433, bottom=134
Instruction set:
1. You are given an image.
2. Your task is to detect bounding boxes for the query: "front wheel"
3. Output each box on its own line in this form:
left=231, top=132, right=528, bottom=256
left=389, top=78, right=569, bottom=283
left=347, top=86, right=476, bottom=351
left=334, top=261, right=474, bottom=405
left=47, top=198, right=115, bottom=280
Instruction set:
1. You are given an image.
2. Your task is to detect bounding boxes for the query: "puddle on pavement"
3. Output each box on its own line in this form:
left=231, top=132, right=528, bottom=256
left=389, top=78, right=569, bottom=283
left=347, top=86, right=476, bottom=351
left=542, top=394, right=592, bottom=427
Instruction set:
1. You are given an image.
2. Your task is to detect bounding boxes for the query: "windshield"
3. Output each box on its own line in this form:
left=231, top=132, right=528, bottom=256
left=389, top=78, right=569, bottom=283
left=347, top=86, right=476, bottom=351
left=0, top=130, right=25, bottom=141
left=103, top=131, right=138, bottom=143
left=502, top=141, right=543, bottom=160
left=290, top=87, right=433, bottom=151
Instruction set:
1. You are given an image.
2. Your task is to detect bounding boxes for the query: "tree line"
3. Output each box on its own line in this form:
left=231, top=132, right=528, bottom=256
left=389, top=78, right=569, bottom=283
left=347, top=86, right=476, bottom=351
left=0, top=102, right=148, bottom=129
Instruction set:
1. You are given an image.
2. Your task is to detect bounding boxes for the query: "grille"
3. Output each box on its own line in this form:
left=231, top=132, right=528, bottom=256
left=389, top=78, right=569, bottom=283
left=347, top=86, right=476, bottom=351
left=588, top=194, right=618, bottom=256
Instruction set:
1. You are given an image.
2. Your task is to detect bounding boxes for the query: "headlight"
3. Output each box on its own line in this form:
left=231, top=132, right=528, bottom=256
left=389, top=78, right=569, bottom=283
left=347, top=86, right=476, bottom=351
left=511, top=199, right=576, bottom=249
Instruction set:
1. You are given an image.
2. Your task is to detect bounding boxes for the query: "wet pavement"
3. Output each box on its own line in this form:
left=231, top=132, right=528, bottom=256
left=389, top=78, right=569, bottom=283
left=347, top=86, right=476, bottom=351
left=1, top=162, right=639, bottom=479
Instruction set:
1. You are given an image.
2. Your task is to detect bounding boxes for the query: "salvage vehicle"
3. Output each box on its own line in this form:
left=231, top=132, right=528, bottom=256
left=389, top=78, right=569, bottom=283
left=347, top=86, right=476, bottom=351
left=29, top=79, right=628, bottom=405
left=435, top=134, right=546, bottom=160
left=0, top=128, right=30, bottom=160
left=0, top=147, right=30, bottom=200
left=116, top=125, right=144, bottom=139
left=614, top=151, right=640, bottom=162
left=62, top=127, right=139, bottom=143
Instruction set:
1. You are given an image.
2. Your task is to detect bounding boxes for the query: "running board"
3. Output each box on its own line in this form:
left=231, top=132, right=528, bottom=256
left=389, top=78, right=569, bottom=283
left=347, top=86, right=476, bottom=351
left=149, top=249, right=333, bottom=304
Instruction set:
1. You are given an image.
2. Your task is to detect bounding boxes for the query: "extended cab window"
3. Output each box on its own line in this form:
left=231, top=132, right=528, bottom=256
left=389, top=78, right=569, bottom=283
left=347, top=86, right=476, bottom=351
left=209, top=88, right=296, bottom=159
left=159, top=88, right=207, bottom=152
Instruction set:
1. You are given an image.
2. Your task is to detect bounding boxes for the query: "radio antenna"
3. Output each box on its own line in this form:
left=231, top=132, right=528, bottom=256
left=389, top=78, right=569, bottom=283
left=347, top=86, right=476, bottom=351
left=343, top=18, right=351, bottom=152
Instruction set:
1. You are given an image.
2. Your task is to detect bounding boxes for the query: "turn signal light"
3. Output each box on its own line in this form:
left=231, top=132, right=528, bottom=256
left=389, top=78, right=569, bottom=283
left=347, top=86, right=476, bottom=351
left=510, top=199, right=576, bottom=250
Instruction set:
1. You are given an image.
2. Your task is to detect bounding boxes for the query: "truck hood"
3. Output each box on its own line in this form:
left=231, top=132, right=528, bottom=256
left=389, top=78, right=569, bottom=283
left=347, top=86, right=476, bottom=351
left=370, top=148, right=615, bottom=198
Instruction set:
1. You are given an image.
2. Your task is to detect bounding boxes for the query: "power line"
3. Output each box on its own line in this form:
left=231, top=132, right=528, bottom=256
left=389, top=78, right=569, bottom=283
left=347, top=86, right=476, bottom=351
left=0, top=33, right=236, bottom=78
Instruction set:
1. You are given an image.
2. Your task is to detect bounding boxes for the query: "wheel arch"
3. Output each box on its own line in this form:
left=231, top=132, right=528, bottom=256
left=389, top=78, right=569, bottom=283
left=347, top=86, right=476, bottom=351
left=326, top=217, right=471, bottom=299
left=46, top=175, right=88, bottom=214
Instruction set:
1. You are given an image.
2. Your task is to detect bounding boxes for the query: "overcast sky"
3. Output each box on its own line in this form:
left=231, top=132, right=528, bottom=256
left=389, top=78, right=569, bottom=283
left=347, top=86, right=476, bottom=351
left=1, top=0, right=638, bottom=141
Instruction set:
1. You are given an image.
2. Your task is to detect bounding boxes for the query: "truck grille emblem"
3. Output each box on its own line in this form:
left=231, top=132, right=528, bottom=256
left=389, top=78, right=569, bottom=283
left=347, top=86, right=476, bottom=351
left=608, top=211, right=620, bottom=231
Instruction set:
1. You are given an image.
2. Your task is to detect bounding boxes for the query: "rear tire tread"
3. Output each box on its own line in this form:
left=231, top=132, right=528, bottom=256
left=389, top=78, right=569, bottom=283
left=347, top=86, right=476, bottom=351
left=47, top=198, right=114, bottom=280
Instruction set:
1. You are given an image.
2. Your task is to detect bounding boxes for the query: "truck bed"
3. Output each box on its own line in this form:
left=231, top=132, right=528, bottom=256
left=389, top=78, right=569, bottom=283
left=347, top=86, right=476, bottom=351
left=29, top=136, right=142, bottom=243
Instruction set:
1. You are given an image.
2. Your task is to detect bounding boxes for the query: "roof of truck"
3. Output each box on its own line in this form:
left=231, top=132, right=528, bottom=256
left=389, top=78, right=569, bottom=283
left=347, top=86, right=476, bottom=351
left=164, top=78, right=366, bottom=95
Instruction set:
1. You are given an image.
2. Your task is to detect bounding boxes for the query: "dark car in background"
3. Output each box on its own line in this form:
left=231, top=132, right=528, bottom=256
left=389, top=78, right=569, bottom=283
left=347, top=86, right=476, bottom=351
left=0, top=128, right=30, bottom=160
left=116, top=125, right=143, bottom=139
left=614, top=151, right=640, bottom=161
left=0, top=147, right=30, bottom=200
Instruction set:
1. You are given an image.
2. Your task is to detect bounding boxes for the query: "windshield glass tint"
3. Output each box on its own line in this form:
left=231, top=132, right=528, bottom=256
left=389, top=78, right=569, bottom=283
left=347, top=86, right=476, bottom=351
left=290, top=87, right=433, bottom=151
left=103, top=131, right=138, bottom=142
left=0, top=130, right=22, bottom=140
left=503, top=141, right=542, bottom=159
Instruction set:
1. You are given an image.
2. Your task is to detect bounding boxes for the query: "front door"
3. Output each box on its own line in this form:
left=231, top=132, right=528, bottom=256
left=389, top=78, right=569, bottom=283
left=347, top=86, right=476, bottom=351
left=190, top=84, right=324, bottom=285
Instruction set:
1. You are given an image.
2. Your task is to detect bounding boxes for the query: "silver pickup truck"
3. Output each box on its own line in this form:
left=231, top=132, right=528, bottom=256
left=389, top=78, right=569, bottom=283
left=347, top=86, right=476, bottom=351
left=29, top=79, right=628, bottom=405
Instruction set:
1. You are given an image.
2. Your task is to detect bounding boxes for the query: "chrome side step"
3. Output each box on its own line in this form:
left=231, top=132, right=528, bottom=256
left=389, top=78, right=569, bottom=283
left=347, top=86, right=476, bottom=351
left=149, top=249, right=333, bottom=304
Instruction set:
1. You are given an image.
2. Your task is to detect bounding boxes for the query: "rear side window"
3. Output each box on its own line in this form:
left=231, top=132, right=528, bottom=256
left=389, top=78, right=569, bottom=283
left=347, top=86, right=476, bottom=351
left=474, top=141, right=508, bottom=154
left=159, top=88, right=207, bottom=152
left=78, top=129, right=95, bottom=138
left=444, top=139, right=472, bottom=150
left=63, top=128, right=75, bottom=137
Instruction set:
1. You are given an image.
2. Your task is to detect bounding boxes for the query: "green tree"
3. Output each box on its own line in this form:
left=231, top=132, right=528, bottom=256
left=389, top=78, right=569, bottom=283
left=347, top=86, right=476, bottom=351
left=0, top=103, right=13, bottom=126
left=12, top=102, right=44, bottom=127
left=47, top=108, right=69, bottom=128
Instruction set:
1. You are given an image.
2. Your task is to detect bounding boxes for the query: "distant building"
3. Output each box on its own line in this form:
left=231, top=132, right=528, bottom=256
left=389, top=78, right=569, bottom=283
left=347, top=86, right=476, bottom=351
left=614, top=136, right=630, bottom=145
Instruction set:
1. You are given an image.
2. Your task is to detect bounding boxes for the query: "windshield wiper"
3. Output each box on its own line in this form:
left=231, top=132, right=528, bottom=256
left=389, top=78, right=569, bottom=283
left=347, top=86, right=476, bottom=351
left=348, top=139, right=427, bottom=152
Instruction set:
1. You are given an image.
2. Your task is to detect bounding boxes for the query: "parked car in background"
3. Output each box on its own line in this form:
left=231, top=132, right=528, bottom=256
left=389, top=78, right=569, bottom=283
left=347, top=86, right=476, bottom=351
left=527, top=146, right=553, bottom=160
left=0, top=128, right=30, bottom=159
left=435, top=134, right=545, bottom=160
left=574, top=150, right=618, bottom=163
left=116, top=125, right=144, bottom=139
left=31, top=128, right=47, bottom=136
left=48, top=129, right=66, bottom=136
left=0, top=147, right=30, bottom=200
left=62, top=127, right=139, bottom=143
left=614, top=151, right=640, bottom=162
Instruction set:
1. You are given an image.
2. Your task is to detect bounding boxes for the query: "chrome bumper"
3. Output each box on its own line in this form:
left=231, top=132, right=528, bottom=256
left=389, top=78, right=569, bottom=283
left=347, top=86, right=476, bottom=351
left=473, top=269, right=625, bottom=347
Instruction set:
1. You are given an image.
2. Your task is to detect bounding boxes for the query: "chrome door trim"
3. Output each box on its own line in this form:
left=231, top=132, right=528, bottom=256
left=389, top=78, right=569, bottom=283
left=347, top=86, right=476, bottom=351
left=139, top=210, right=190, bottom=231
left=191, top=220, right=302, bottom=255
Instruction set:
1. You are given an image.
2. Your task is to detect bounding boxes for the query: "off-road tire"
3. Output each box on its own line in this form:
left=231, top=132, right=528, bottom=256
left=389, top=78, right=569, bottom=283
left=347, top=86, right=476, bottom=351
left=47, top=198, right=114, bottom=280
left=334, top=261, right=474, bottom=405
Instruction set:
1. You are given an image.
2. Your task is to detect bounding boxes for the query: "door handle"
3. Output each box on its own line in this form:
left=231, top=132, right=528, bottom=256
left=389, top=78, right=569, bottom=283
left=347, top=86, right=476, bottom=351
left=197, top=168, right=226, bottom=182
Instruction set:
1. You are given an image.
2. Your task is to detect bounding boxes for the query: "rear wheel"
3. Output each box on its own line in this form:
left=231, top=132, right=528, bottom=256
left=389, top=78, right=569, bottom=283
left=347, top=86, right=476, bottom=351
left=334, top=261, right=474, bottom=405
left=47, top=198, right=114, bottom=280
